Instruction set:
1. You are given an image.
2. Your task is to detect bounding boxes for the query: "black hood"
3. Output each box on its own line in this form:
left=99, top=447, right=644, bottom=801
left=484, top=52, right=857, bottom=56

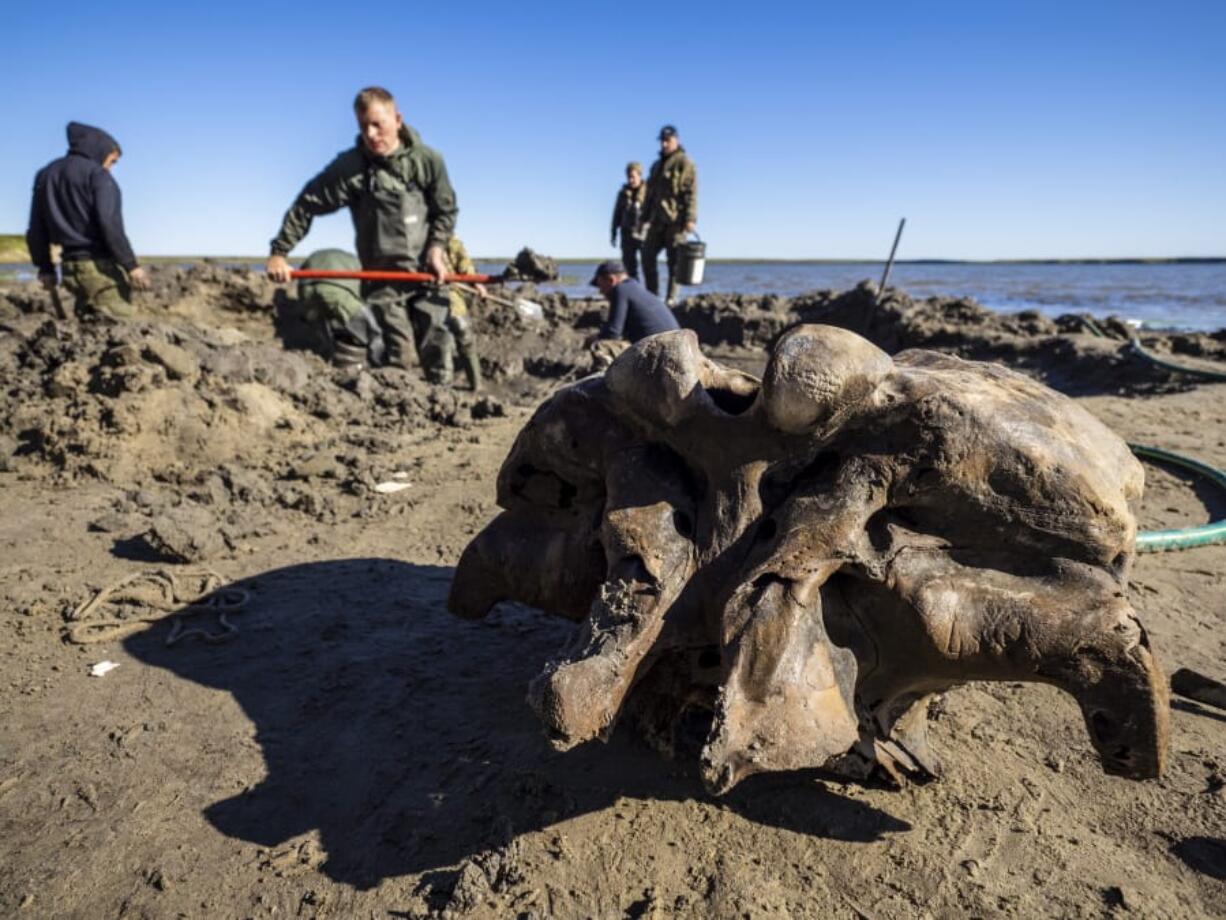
left=67, top=121, right=121, bottom=164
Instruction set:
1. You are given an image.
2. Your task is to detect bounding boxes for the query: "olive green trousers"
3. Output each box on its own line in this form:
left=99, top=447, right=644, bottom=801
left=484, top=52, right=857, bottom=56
left=61, top=259, right=135, bottom=319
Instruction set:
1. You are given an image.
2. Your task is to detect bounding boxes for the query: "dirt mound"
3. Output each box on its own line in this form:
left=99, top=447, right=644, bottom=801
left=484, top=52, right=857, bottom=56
left=2, top=265, right=1221, bottom=549
left=0, top=264, right=623, bottom=578
left=0, top=264, right=598, bottom=473
left=674, top=281, right=1226, bottom=395
left=500, top=247, right=560, bottom=282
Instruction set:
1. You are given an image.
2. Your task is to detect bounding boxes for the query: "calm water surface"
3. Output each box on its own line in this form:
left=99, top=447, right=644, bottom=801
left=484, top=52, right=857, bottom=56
left=6, top=260, right=1222, bottom=331
left=475, top=260, right=1226, bottom=332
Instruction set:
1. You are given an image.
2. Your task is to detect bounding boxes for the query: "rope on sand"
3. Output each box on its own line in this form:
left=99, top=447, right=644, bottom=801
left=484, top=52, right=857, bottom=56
left=1133, top=444, right=1226, bottom=553
left=67, top=568, right=249, bottom=645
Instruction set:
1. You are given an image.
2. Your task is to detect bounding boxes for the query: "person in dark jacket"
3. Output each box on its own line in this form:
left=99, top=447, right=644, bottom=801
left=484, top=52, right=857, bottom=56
left=265, top=86, right=459, bottom=377
left=27, top=122, right=150, bottom=318
left=591, top=259, right=680, bottom=343
left=610, top=161, right=646, bottom=279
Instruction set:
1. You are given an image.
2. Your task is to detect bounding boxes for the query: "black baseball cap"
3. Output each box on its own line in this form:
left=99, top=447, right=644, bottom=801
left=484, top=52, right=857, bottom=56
left=658, top=124, right=678, bottom=140
left=589, top=260, right=626, bottom=286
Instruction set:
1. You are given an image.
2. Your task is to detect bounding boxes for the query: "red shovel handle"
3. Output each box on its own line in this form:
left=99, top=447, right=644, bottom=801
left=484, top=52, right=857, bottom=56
left=289, top=269, right=497, bottom=283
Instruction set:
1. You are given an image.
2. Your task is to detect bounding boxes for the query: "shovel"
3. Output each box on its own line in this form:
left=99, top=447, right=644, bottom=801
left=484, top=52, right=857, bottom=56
left=289, top=269, right=546, bottom=320
left=290, top=269, right=497, bottom=284
left=451, top=282, right=545, bottom=321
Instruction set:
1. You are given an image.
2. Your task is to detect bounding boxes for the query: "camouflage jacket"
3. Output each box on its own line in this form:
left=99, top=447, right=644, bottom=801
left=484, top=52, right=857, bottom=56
left=642, top=147, right=697, bottom=230
left=444, top=236, right=476, bottom=317
left=270, top=123, right=457, bottom=270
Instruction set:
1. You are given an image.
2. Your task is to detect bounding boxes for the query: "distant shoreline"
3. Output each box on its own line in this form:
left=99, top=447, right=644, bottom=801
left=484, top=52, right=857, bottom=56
left=112, top=255, right=1226, bottom=266
left=3, top=232, right=1222, bottom=267
left=3, top=256, right=1223, bottom=268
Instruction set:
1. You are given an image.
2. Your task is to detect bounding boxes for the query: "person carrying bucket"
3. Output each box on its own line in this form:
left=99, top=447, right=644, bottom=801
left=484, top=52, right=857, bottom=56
left=638, top=124, right=697, bottom=307
left=265, top=86, right=459, bottom=377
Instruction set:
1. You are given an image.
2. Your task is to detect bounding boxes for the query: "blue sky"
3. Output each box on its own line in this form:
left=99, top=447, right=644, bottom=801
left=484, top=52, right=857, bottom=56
left=4, top=1, right=1223, bottom=259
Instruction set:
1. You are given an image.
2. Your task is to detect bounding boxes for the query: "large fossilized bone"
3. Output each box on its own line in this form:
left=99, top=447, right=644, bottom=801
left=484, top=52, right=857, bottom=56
left=449, top=325, right=1168, bottom=793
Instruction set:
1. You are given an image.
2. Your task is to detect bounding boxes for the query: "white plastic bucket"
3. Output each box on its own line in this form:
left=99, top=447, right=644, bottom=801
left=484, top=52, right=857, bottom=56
left=676, top=234, right=706, bottom=286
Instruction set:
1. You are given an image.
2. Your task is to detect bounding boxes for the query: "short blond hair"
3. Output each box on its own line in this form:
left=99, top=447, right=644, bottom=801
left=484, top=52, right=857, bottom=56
left=354, top=86, right=396, bottom=113
left=626, top=161, right=642, bottom=176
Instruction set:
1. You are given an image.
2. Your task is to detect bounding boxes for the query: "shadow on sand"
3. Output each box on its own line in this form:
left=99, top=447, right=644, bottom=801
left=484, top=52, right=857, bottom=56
left=125, top=558, right=908, bottom=890
left=1170, top=836, right=1226, bottom=881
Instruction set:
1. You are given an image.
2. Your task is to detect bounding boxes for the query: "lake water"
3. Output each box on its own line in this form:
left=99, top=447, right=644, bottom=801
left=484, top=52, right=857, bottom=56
left=6, top=259, right=1223, bottom=332
left=475, top=260, right=1226, bottom=332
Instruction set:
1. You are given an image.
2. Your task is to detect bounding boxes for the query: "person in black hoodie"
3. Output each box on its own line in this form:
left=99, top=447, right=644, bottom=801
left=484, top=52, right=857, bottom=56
left=27, top=122, right=150, bottom=318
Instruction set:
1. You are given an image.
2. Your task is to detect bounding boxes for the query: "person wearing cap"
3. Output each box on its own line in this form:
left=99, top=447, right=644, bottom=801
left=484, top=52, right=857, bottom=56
left=610, top=161, right=646, bottom=280
left=590, top=259, right=680, bottom=345
left=27, top=122, right=152, bottom=319
left=638, top=124, right=697, bottom=306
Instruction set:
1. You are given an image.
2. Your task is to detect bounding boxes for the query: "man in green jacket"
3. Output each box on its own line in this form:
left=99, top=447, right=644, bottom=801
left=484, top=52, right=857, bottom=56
left=610, top=161, right=645, bottom=279
left=639, top=125, right=697, bottom=306
left=266, top=86, right=458, bottom=375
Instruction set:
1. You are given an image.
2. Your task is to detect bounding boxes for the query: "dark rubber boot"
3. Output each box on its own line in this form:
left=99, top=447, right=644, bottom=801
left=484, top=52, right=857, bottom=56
left=460, top=349, right=482, bottom=391
left=331, top=338, right=368, bottom=369
left=368, top=286, right=417, bottom=370
left=383, top=324, right=416, bottom=370
left=411, top=293, right=456, bottom=384
left=450, top=314, right=481, bottom=391
left=421, top=325, right=455, bottom=384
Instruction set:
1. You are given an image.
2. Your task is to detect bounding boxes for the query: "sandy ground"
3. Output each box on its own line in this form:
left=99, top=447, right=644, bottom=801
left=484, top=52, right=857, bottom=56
left=0, top=268, right=1223, bottom=919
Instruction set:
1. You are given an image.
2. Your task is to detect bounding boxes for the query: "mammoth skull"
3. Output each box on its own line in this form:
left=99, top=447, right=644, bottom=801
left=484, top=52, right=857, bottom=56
left=449, top=326, right=1168, bottom=793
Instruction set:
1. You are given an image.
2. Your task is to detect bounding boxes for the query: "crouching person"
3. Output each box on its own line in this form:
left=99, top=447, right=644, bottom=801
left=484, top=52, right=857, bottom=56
left=296, top=249, right=386, bottom=370
left=587, top=259, right=679, bottom=369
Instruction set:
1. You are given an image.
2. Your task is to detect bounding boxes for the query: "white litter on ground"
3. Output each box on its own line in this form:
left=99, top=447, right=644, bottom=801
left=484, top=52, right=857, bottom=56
left=373, top=481, right=413, bottom=494
left=516, top=300, right=544, bottom=321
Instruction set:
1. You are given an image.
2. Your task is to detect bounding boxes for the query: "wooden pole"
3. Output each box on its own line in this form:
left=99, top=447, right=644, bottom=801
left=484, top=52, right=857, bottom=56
left=878, top=217, right=906, bottom=297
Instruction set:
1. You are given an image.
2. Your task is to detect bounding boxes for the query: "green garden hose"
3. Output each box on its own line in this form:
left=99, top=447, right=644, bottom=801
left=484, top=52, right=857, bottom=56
left=1063, top=321, right=1226, bottom=550
left=1132, top=444, right=1226, bottom=552
left=1078, top=317, right=1226, bottom=382
left=1127, top=337, right=1226, bottom=382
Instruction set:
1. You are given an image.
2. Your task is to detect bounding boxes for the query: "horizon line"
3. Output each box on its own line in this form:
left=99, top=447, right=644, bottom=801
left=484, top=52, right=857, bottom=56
left=65, top=255, right=1226, bottom=266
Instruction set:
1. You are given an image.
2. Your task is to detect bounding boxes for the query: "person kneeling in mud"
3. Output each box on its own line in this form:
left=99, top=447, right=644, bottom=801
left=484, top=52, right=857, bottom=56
left=587, top=259, right=679, bottom=369
left=296, top=249, right=386, bottom=370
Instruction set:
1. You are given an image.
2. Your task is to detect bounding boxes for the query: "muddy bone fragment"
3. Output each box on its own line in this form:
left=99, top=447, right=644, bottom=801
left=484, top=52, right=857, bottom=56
left=448, top=325, right=1168, bottom=793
